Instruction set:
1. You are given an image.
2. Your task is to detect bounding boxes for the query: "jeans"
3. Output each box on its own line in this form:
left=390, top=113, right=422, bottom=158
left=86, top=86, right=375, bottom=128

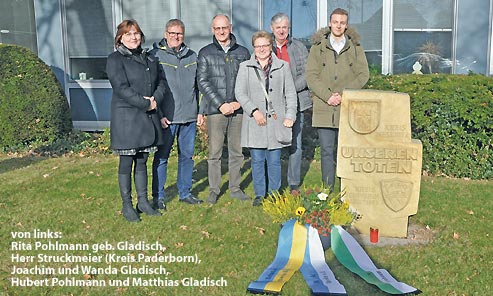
left=207, top=113, right=244, bottom=194
left=318, top=127, right=339, bottom=190
left=287, top=111, right=304, bottom=187
left=152, top=122, right=196, bottom=200
left=250, top=148, right=282, bottom=198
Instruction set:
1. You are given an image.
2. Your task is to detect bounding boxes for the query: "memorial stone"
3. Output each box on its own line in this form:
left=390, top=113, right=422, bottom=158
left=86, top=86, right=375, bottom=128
left=337, top=89, right=423, bottom=237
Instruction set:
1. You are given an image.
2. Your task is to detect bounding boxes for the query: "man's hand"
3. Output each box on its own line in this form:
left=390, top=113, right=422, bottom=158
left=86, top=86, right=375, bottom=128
left=327, top=92, right=342, bottom=106
left=160, top=117, right=171, bottom=129
left=230, top=102, right=241, bottom=111
left=219, top=103, right=235, bottom=115
left=196, top=114, right=205, bottom=126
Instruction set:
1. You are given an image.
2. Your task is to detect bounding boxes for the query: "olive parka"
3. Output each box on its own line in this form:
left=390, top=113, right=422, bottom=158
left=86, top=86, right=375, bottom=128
left=306, top=26, right=369, bottom=128
left=106, top=46, right=167, bottom=150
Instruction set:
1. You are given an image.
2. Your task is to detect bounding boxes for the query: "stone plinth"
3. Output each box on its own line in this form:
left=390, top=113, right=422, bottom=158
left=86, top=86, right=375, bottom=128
left=337, top=89, right=423, bottom=238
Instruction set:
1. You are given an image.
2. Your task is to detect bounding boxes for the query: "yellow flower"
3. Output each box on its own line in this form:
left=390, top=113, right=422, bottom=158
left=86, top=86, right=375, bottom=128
left=295, top=207, right=306, bottom=216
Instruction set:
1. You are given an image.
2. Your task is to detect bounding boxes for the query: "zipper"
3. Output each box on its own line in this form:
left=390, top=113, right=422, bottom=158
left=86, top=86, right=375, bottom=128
left=159, top=62, right=178, bottom=69
left=184, top=61, right=197, bottom=68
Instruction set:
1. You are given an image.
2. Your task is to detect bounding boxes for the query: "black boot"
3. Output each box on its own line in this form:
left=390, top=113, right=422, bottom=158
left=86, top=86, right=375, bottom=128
left=118, top=174, right=140, bottom=222
left=134, top=171, right=161, bottom=216
left=152, top=196, right=166, bottom=210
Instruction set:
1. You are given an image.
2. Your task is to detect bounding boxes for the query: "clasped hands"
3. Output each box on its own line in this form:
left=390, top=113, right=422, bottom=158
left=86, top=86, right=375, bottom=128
left=161, top=114, right=204, bottom=129
left=143, top=96, right=170, bottom=129
left=219, top=102, right=241, bottom=116
left=327, top=92, right=342, bottom=106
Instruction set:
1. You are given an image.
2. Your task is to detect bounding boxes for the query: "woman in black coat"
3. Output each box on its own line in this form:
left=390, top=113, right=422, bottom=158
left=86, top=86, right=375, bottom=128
left=106, top=19, right=166, bottom=222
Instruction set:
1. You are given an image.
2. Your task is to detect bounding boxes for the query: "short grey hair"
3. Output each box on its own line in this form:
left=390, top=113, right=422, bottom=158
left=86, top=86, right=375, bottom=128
left=270, top=12, right=290, bottom=26
left=166, top=19, right=185, bottom=34
left=211, top=14, right=231, bottom=26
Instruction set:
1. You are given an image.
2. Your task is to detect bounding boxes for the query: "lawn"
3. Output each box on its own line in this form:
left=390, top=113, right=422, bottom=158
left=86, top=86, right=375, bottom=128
left=1, top=153, right=491, bottom=295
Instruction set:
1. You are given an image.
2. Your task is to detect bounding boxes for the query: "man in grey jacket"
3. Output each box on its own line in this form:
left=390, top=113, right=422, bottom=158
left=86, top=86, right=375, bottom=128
left=270, top=13, right=312, bottom=194
left=150, top=19, right=204, bottom=208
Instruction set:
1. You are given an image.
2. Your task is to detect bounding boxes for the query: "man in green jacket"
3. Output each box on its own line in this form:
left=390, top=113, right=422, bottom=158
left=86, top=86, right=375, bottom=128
left=306, top=8, right=369, bottom=190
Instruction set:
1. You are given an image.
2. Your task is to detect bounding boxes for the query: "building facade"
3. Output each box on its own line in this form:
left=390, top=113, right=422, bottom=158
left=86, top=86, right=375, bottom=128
left=1, top=0, right=492, bottom=130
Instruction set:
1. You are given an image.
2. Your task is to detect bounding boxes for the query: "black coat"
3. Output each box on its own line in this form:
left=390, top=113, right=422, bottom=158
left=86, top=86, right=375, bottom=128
left=197, top=34, right=250, bottom=115
left=106, top=46, right=167, bottom=150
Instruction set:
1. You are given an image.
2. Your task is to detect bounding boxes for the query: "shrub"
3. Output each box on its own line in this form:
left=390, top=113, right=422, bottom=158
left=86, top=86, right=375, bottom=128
left=0, top=44, right=72, bottom=151
left=33, top=129, right=111, bottom=156
left=366, top=73, right=493, bottom=179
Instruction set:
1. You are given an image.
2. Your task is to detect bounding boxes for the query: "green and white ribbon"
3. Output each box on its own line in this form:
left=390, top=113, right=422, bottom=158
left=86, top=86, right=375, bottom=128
left=331, top=225, right=421, bottom=295
left=248, top=220, right=420, bottom=295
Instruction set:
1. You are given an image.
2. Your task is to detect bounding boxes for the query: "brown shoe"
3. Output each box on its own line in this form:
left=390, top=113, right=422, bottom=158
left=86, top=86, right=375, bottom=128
left=290, top=185, right=300, bottom=196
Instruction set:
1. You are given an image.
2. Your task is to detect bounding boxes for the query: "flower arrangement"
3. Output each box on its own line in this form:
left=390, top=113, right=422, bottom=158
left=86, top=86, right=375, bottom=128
left=262, top=186, right=359, bottom=236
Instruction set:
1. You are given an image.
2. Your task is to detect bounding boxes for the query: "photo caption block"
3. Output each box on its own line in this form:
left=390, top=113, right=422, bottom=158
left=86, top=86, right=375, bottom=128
left=9, top=229, right=227, bottom=289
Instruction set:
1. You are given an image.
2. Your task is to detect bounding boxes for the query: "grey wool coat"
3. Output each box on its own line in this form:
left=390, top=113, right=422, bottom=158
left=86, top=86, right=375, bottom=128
left=235, top=53, right=297, bottom=150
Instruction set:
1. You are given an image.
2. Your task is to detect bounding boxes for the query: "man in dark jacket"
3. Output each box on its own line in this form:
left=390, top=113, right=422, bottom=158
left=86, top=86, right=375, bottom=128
left=270, top=13, right=312, bottom=194
left=150, top=19, right=204, bottom=208
left=197, top=14, right=250, bottom=204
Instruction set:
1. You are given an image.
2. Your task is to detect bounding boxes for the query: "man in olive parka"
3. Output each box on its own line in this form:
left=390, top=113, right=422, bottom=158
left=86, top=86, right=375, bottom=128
left=306, top=8, right=369, bottom=190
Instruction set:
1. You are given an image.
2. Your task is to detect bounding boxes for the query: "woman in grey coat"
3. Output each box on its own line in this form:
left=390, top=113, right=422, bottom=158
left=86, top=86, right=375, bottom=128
left=235, top=30, right=297, bottom=206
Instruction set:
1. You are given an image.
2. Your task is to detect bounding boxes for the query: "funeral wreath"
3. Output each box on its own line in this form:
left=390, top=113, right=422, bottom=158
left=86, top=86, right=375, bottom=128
left=262, top=186, right=359, bottom=237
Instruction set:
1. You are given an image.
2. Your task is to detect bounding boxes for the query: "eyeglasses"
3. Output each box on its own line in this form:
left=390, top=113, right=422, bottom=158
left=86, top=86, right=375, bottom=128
left=253, top=44, right=271, bottom=49
left=167, top=31, right=184, bottom=37
left=213, top=26, right=230, bottom=32
left=123, top=32, right=141, bottom=38
left=273, top=26, right=289, bottom=31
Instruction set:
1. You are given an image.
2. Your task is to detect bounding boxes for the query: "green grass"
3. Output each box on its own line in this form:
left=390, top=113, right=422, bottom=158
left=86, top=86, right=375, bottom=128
left=1, top=153, right=492, bottom=295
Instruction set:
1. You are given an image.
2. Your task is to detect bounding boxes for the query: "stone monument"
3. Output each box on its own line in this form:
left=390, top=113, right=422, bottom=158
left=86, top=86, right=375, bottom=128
left=337, top=89, right=423, bottom=237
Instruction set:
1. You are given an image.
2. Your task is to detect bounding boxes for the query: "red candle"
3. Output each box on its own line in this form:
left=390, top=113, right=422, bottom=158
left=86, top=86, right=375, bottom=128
left=370, top=227, right=379, bottom=243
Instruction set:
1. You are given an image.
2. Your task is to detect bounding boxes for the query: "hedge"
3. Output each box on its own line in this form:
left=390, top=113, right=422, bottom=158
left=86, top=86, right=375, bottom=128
left=0, top=44, right=72, bottom=150
left=366, top=73, right=493, bottom=179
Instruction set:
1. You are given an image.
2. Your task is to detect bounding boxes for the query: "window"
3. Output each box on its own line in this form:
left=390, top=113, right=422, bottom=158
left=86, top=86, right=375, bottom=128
left=180, top=0, right=230, bottom=52
left=122, top=0, right=229, bottom=53
left=392, top=0, right=453, bottom=74
left=65, top=0, right=113, bottom=80
left=262, top=0, right=317, bottom=47
left=0, top=0, right=37, bottom=53
left=327, top=0, right=383, bottom=72
left=121, top=0, right=172, bottom=48
left=455, top=0, right=490, bottom=74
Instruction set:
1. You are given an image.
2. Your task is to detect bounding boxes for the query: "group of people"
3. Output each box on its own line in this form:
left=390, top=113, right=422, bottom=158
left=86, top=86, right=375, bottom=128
left=106, top=9, right=369, bottom=222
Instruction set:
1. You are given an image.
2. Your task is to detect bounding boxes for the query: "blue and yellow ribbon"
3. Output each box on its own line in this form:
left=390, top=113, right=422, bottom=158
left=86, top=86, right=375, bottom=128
left=247, top=219, right=307, bottom=293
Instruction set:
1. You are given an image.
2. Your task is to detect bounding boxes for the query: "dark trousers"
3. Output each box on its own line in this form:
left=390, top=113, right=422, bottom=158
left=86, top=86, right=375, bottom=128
left=317, top=127, right=339, bottom=190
